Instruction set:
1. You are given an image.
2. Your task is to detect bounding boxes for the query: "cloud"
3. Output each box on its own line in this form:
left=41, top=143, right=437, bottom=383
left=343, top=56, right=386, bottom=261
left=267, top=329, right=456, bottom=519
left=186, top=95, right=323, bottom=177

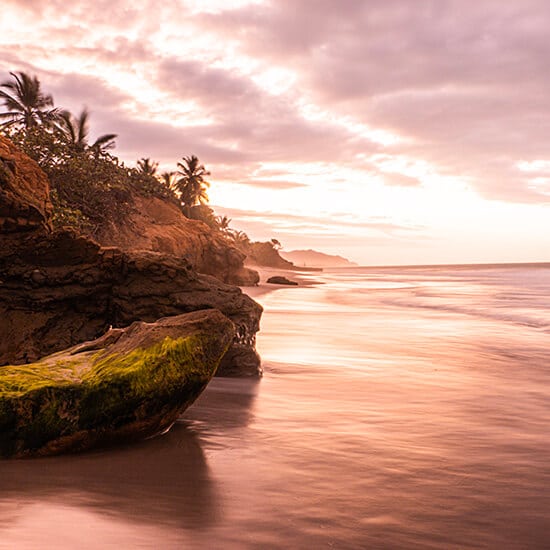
left=156, top=57, right=379, bottom=167
left=380, top=172, right=422, bottom=188
left=212, top=206, right=423, bottom=235
left=199, top=0, right=550, bottom=203
left=1, top=0, right=550, bottom=266
left=238, top=179, right=307, bottom=189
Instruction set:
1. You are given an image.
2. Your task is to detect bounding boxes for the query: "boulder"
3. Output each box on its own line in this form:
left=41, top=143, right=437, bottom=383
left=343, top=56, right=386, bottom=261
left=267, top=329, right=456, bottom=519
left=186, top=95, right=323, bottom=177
left=266, top=275, right=299, bottom=286
left=0, top=309, right=234, bottom=458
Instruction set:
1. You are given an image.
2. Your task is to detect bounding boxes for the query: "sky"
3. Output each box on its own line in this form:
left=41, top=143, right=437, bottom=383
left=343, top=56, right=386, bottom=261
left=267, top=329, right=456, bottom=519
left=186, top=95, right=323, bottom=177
left=1, top=0, right=549, bottom=265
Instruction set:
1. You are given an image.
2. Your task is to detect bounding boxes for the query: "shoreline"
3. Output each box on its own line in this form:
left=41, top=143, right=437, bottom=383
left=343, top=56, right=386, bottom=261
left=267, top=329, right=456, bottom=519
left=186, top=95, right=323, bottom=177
left=241, top=265, right=322, bottom=299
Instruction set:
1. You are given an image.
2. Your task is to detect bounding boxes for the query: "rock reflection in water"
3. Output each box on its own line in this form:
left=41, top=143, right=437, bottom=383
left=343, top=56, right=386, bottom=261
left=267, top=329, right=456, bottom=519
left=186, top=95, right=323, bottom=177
left=0, top=378, right=259, bottom=547
left=0, top=425, right=214, bottom=527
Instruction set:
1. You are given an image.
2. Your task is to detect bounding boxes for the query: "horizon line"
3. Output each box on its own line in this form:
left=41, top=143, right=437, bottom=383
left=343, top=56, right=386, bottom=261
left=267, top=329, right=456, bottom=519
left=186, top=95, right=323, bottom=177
left=323, top=260, right=550, bottom=270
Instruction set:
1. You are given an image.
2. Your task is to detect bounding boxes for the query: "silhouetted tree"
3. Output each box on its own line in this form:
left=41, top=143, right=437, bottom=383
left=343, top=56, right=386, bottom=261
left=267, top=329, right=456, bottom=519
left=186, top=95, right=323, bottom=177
left=175, top=155, right=210, bottom=216
left=0, top=71, right=58, bottom=129
left=230, top=230, right=251, bottom=252
left=216, top=215, right=232, bottom=233
left=159, top=171, right=175, bottom=188
left=137, top=157, right=159, bottom=176
left=271, top=238, right=282, bottom=250
left=57, top=108, right=116, bottom=153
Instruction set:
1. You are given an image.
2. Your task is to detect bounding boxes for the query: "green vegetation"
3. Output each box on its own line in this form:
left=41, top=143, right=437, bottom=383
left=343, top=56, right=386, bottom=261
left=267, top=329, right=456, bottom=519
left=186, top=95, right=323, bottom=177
left=5, top=121, right=177, bottom=236
left=0, top=70, right=287, bottom=257
left=57, top=107, right=117, bottom=155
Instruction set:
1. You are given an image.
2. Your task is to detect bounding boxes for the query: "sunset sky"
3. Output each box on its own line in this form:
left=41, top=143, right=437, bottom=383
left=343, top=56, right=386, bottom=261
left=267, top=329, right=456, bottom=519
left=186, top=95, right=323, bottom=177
left=1, top=0, right=549, bottom=265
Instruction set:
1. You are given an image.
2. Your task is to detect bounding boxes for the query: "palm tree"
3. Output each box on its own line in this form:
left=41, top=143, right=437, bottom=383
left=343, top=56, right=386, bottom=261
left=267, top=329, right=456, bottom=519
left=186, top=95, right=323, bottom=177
left=215, top=215, right=232, bottom=233
left=137, top=157, right=159, bottom=176
left=230, top=230, right=251, bottom=252
left=159, top=171, right=175, bottom=188
left=270, top=238, right=282, bottom=250
left=57, top=108, right=117, bottom=154
left=0, top=71, right=58, bottom=129
left=174, top=155, right=210, bottom=216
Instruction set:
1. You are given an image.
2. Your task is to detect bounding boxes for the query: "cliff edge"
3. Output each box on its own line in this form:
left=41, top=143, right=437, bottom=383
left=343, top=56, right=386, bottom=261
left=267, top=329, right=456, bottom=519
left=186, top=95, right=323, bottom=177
left=0, top=136, right=262, bottom=377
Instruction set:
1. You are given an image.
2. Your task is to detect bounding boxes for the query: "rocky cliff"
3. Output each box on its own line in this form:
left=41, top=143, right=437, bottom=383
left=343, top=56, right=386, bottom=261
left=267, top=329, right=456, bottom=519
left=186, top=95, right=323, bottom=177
left=0, top=135, right=52, bottom=233
left=246, top=241, right=296, bottom=269
left=95, top=195, right=259, bottom=287
left=280, top=249, right=357, bottom=268
left=0, top=136, right=262, bottom=377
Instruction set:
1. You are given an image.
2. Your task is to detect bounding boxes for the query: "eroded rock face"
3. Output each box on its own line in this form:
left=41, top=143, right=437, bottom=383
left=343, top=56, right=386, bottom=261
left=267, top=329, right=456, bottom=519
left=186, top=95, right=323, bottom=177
left=0, top=136, right=262, bottom=377
left=247, top=241, right=295, bottom=270
left=0, top=309, right=234, bottom=458
left=96, top=195, right=259, bottom=286
left=0, top=136, right=52, bottom=233
left=0, top=229, right=262, bottom=376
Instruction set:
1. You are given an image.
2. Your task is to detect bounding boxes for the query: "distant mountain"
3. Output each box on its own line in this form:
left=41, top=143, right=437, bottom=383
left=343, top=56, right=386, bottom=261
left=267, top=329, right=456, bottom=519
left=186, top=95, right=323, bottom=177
left=280, top=249, right=358, bottom=268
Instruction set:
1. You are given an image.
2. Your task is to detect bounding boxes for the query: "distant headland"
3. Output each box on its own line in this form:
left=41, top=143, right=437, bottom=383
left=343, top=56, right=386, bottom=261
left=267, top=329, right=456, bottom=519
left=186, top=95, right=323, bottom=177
left=280, top=249, right=358, bottom=268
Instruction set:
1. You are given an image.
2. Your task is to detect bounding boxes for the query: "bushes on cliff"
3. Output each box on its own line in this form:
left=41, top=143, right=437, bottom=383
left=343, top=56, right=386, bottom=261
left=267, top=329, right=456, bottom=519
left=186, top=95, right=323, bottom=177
left=6, top=126, right=177, bottom=236
left=0, top=71, right=242, bottom=241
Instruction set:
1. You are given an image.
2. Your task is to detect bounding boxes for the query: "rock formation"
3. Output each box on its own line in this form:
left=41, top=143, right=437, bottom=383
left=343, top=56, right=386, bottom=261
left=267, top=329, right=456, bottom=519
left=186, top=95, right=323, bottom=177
left=246, top=241, right=296, bottom=269
left=267, top=275, right=298, bottom=286
left=280, top=249, right=357, bottom=268
left=0, top=135, right=262, bottom=377
left=95, top=195, right=259, bottom=286
left=0, top=135, right=52, bottom=233
left=0, top=309, right=234, bottom=458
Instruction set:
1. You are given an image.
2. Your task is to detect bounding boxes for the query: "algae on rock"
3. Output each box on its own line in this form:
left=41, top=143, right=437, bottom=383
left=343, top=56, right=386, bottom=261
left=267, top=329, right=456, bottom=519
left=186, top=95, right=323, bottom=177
left=0, top=309, right=234, bottom=458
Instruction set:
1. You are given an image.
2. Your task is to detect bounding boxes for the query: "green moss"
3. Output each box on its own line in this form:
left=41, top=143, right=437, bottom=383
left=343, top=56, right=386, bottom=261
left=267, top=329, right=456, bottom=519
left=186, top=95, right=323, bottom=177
left=78, top=334, right=222, bottom=429
left=0, top=332, right=229, bottom=457
left=0, top=360, right=81, bottom=398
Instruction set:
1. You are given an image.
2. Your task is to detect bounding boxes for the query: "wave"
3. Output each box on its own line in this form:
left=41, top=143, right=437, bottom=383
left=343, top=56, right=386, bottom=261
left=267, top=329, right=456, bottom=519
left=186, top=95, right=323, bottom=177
left=378, top=297, right=550, bottom=329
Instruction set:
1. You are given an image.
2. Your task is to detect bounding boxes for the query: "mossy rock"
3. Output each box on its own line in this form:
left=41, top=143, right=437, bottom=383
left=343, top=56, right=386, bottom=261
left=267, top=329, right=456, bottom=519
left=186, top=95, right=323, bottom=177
left=0, top=309, right=234, bottom=458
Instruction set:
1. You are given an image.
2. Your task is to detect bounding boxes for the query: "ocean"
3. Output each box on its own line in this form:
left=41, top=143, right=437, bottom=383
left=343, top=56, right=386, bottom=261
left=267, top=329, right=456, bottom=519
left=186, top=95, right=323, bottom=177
left=1, top=264, right=549, bottom=549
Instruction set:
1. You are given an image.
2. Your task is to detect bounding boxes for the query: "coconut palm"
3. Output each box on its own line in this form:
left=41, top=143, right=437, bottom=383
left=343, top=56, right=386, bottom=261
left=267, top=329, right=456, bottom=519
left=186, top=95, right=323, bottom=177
left=215, top=215, right=232, bottom=233
left=230, top=230, right=251, bottom=251
left=0, top=71, right=58, bottom=129
left=56, top=108, right=117, bottom=154
left=158, top=171, right=175, bottom=189
left=137, top=157, right=159, bottom=176
left=174, top=155, right=210, bottom=216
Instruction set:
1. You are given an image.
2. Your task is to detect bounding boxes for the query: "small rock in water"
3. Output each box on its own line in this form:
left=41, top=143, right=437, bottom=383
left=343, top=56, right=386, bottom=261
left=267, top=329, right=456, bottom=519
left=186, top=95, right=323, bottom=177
left=266, top=276, right=298, bottom=286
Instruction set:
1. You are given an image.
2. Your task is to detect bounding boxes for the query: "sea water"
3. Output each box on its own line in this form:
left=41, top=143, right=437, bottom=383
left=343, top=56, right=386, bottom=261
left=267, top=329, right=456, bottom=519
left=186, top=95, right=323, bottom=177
left=0, top=264, right=549, bottom=549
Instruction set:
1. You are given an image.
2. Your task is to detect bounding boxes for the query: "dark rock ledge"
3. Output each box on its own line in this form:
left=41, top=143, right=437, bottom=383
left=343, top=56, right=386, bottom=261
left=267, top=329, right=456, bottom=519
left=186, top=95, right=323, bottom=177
left=0, top=135, right=263, bottom=377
